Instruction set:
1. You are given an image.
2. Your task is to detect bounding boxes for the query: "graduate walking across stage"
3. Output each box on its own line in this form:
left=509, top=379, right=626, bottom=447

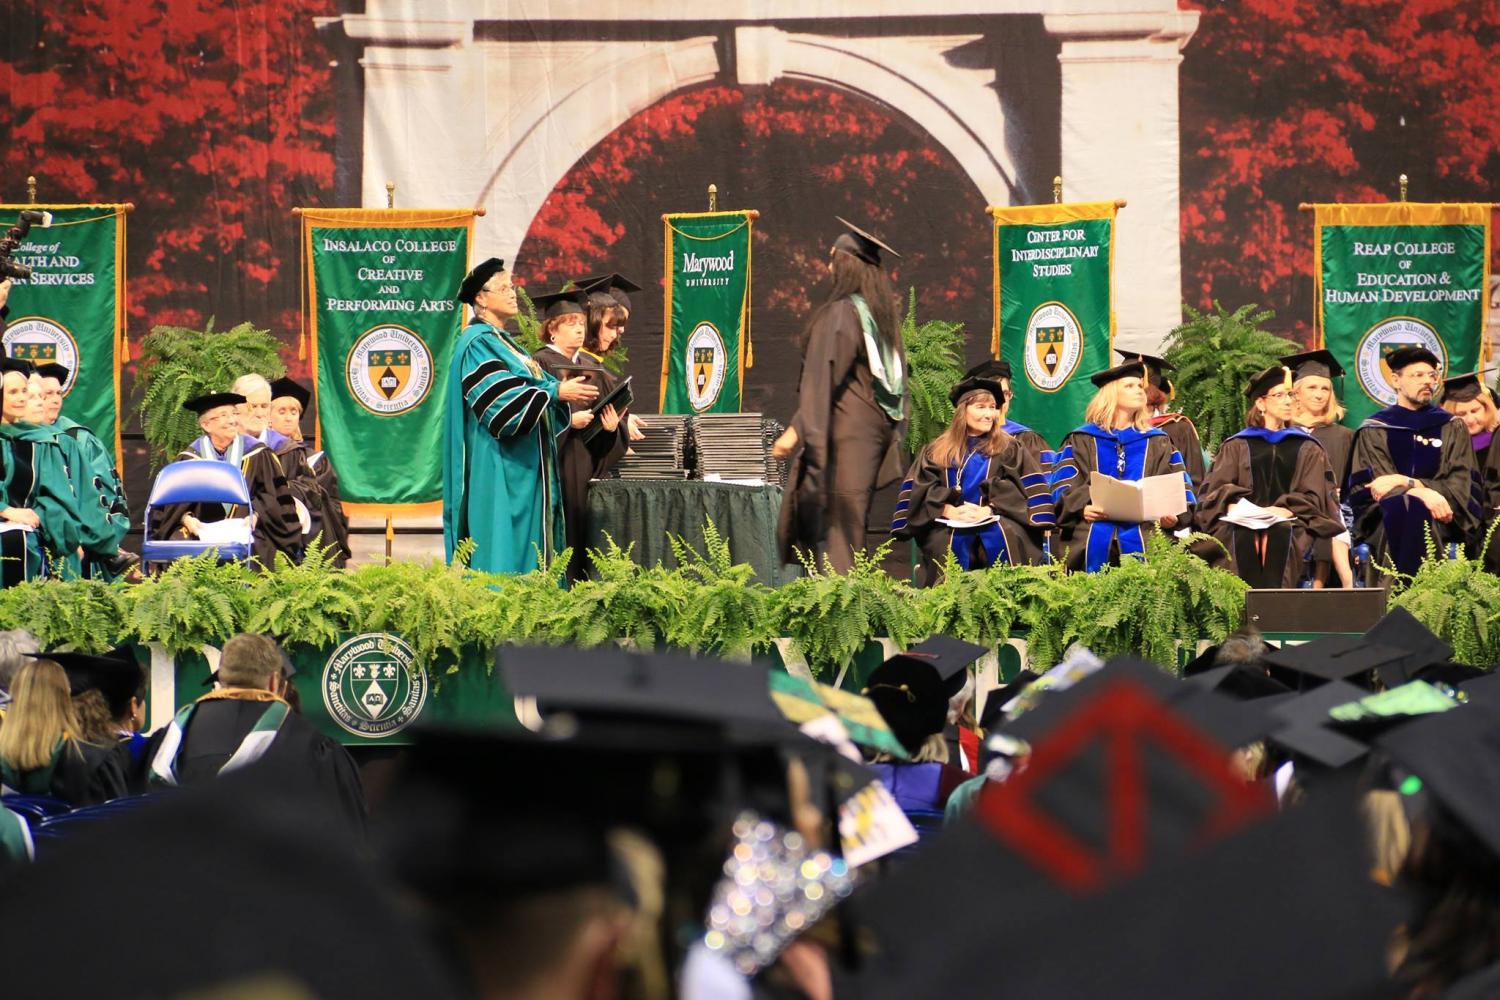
left=1193, top=365, right=1343, bottom=588
left=1347, top=345, right=1482, bottom=578
left=775, top=218, right=909, bottom=573
left=442, top=258, right=598, bottom=575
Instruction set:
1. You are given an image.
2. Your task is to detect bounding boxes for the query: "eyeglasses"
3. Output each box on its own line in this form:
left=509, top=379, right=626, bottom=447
left=1265, top=390, right=1293, bottom=401
left=480, top=282, right=513, bottom=294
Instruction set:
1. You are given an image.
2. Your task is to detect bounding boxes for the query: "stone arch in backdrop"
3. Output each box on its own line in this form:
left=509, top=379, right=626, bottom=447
left=317, top=0, right=1198, bottom=352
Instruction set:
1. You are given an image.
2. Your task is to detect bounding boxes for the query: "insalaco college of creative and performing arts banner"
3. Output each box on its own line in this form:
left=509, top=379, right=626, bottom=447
left=1312, top=202, right=1492, bottom=426
left=660, top=209, right=755, bottom=415
left=299, top=208, right=477, bottom=516
left=0, top=203, right=129, bottom=463
left=990, top=201, right=1120, bottom=447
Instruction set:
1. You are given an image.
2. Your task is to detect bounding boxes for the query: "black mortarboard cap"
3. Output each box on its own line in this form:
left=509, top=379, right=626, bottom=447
left=1281, top=348, right=1345, bottom=381
left=0, top=356, right=34, bottom=376
left=1261, top=635, right=1405, bottom=691
left=862, top=657, right=948, bottom=756
left=34, top=362, right=69, bottom=383
left=965, top=358, right=1013, bottom=382
left=1378, top=700, right=1500, bottom=858
left=529, top=287, right=590, bottom=320
left=1185, top=662, right=1293, bottom=702
left=833, top=216, right=901, bottom=266
left=978, top=669, right=1040, bottom=733
left=894, top=635, right=989, bottom=698
left=1412, top=660, right=1486, bottom=687
left=948, top=374, right=1007, bottom=407
left=182, top=391, right=246, bottom=414
left=1263, top=679, right=1375, bottom=769
left=456, top=256, right=505, bottom=305
left=1089, top=361, right=1146, bottom=388
left=1441, top=371, right=1485, bottom=403
left=269, top=376, right=311, bottom=409
left=1115, top=350, right=1174, bottom=393
left=33, top=646, right=142, bottom=719
left=576, top=272, right=642, bottom=311
left=1385, top=344, right=1440, bottom=372
left=1245, top=364, right=1294, bottom=400
left=1362, top=606, right=1454, bottom=688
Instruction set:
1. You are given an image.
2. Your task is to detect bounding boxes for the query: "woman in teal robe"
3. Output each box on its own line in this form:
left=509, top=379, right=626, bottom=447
left=442, top=260, right=597, bottom=575
left=0, top=363, right=82, bottom=582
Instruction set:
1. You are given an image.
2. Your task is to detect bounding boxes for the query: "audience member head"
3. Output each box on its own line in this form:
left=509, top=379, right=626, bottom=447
left=72, top=689, right=118, bottom=745
left=0, top=629, right=39, bottom=698
left=231, top=374, right=274, bottom=435
left=217, top=633, right=289, bottom=696
left=0, top=659, right=83, bottom=771
left=1394, top=801, right=1500, bottom=995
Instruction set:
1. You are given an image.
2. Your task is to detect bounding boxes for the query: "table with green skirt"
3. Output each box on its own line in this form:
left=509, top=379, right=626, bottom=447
left=585, top=478, right=791, bottom=585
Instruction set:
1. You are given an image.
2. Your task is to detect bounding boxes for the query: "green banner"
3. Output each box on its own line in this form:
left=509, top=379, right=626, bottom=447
left=0, top=204, right=126, bottom=461
left=991, top=202, right=1118, bottom=446
left=303, top=210, right=475, bottom=514
left=661, top=211, right=754, bottom=414
left=1314, top=203, right=1491, bottom=426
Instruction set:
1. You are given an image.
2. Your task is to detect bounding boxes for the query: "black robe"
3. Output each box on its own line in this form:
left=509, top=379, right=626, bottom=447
left=1192, top=428, right=1343, bottom=588
left=0, top=738, right=126, bottom=806
left=1002, top=420, right=1055, bottom=479
left=1347, top=405, right=1482, bottom=577
left=151, top=435, right=302, bottom=569
left=0, top=436, right=41, bottom=587
left=274, top=437, right=352, bottom=566
left=531, top=347, right=628, bottom=581
left=1151, top=413, right=1207, bottom=490
left=778, top=299, right=907, bottom=572
left=891, top=435, right=1052, bottom=585
left=1050, top=424, right=1195, bottom=573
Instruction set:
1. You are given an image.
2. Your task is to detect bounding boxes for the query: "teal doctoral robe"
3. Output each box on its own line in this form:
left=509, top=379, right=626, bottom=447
left=0, top=421, right=84, bottom=579
left=53, top=416, right=129, bottom=578
left=442, top=320, right=570, bottom=574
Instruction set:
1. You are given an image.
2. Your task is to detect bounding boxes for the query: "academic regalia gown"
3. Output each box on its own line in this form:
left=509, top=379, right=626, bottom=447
left=0, top=422, right=83, bottom=583
left=0, top=737, right=126, bottom=806
left=55, top=416, right=130, bottom=579
left=779, top=298, right=908, bottom=571
left=442, top=321, right=570, bottom=575
left=1192, top=427, right=1343, bottom=588
left=891, top=435, right=1053, bottom=585
left=268, top=433, right=352, bottom=566
left=1003, top=419, right=1056, bottom=479
left=531, top=347, right=628, bottom=582
left=1151, top=413, right=1207, bottom=489
left=1050, top=424, right=1197, bottom=573
left=1347, top=405, right=1482, bottom=577
left=151, top=434, right=303, bottom=569
left=1468, top=430, right=1500, bottom=571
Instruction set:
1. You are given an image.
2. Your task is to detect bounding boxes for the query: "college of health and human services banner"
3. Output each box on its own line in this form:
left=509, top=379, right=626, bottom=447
left=660, top=210, right=755, bottom=414
left=0, top=204, right=129, bottom=463
left=1312, top=203, right=1492, bottom=427
left=990, top=201, right=1120, bottom=446
left=300, top=208, right=477, bottom=515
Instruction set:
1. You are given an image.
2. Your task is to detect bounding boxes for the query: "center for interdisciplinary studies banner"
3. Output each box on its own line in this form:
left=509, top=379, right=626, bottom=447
left=660, top=210, right=756, bottom=414
left=300, top=208, right=477, bottom=517
left=990, top=201, right=1120, bottom=446
left=1312, top=202, right=1492, bottom=427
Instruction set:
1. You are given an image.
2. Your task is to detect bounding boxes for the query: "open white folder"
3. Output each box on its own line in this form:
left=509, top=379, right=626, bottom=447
left=194, top=517, right=253, bottom=546
left=1089, top=471, right=1187, bottom=522
left=1221, top=498, right=1295, bottom=529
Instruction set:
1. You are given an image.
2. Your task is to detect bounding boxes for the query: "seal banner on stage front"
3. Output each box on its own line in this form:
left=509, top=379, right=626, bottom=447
left=1312, top=203, right=1492, bottom=426
left=661, top=210, right=754, bottom=414
left=0, top=203, right=129, bottom=464
left=990, top=201, right=1119, bottom=446
left=301, top=208, right=477, bottom=516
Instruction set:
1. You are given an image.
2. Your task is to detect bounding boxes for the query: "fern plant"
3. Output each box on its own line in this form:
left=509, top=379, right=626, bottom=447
left=347, top=544, right=508, bottom=671
left=1391, top=525, right=1500, bottom=666
left=1161, top=302, right=1299, bottom=453
left=900, top=287, right=967, bottom=454
left=0, top=578, right=131, bottom=652
left=550, top=537, right=692, bottom=649
left=245, top=541, right=363, bottom=649
left=134, top=318, right=287, bottom=466
left=487, top=551, right=571, bottom=645
left=915, top=553, right=1028, bottom=646
left=769, top=542, right=922, bottom=678
left=665, top=519, right=773, bottom=658
left=126, top=552, right=258, bottom=653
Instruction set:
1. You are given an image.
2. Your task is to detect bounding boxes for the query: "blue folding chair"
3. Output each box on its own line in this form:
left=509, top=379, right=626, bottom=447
left=0, top=794, right=72, bottom=823
left=141, top=459, right=254, bottom=570
left=30, top=794, right=152, bottom=850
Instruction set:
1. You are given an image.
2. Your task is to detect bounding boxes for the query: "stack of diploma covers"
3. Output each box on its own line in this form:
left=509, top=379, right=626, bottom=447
left=614, top=414, right=690, bottom=479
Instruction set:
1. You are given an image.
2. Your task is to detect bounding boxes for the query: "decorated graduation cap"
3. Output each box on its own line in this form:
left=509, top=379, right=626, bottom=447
left=1441, top=371, right=1486, bottom=403
left=269, top=376, right=311, bottom=410
left=530, top=287, right=590, bottom=321
left=1385, top=344, right=1441, bottom=372
left=576, top=272, right=642, bottom=311
left=1244, top=364, right=1294, bottom=401
left=1378, top=699, right=1500, bottom=860
left=456, top=256, right=505, bottom=305
left=1281, top=348, right=1345, bottom=381
left=1089, top=360, right=1146, bottom=388
left=0, top=356, right=34, bottom=377
left=182, top=391, right=246, bottom=414
left=34, top=362, right=69, bottom=383
left=948, top=374, right=1007, bottom=406
left=833, top=216, right=901, bottom=267
left=32, top=646, right=142, bottom=719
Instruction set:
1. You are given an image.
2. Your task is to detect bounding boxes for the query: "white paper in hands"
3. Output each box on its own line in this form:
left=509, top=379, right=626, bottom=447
left=193, top=517, right=253, bottom=546
left=1221, top=498, right=1294, bottom=529
left=1088, top=471, right=1187, bottom=522
left=0, top=522, right=35, bottom=534
left=938, top=513, right=1001, bottom=528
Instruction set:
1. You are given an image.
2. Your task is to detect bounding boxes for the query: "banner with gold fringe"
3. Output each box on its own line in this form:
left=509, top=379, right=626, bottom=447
left=660, top=210, right=755, bottom=414
left=1310, top=202, right=1492, bottom=427
left=298, top=207, right=477, bottom=517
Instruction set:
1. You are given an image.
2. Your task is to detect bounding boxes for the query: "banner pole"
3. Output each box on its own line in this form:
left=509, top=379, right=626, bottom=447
left=1053, top=176, right=1062, bottom=204
left=26, top=175, right=36, bottom=204
left=386, top=182, right=396, bottom=209
left=707, top=183, right=717, bottom=212
left=386, top=516, right=394, bottom=566
left=1399, top=174, right=1408, bottom=203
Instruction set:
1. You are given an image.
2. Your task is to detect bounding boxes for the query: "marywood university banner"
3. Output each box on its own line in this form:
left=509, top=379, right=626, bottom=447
left=0, top=203, right=128, bottom=462
left=300, top=208, right=477, bottom=515
left=1313, top=203, right=1492, bottom=426
left=660, top=210, right=755, bottom=414
left=990, top=201, right=1119, bottom=446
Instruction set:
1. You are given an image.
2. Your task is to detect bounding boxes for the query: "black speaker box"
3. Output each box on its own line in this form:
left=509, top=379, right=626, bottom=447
left=1243, top=588, right=1388, bottom=635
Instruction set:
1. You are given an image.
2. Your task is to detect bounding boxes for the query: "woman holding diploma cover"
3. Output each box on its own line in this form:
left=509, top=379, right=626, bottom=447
left=1193, top=365, right=1343, bottom=588
left=1049, top=361, right=1195, bottom=572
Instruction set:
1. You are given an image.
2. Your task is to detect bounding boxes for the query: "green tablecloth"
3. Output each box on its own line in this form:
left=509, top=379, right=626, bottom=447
left=586, top=478, right=790, bottom=585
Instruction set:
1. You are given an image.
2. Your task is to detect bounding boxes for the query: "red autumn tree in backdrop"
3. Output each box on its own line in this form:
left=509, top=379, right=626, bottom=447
left=1179, top=0, right=1500, bottom=338
left=0, top=0, right=336, bottom=340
